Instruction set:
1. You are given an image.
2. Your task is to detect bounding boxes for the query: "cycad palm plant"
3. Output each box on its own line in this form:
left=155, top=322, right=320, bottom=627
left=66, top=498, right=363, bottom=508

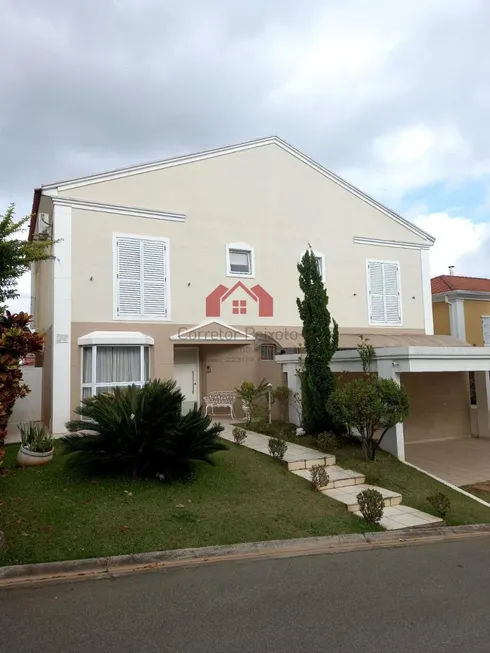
left=62, top=379, right=226, bottom=479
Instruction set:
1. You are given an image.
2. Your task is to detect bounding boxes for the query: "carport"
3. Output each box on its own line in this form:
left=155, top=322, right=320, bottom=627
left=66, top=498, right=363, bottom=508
left=277, top=334, right=490, bottom=471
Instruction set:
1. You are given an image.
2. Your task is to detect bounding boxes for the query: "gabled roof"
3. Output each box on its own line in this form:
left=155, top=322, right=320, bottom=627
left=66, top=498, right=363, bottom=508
left=431, top=275, right=490, bottom=295
left=170, top=319, right=255, bottom=342
left=34, top=136, right=434, bottom=244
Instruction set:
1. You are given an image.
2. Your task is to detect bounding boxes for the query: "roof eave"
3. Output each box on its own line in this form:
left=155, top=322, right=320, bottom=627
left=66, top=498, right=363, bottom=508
left=28, top=188, right=42, bottom=242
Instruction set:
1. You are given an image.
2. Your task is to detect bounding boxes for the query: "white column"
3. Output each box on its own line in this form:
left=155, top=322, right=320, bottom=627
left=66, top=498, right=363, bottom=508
left=421, top=248, right=434, bottom=336
left=377, top=359, right=405, bottom=460
left=474, top=371, right=490, bottom=438
left=449, top=299, right=466, bottom=340
left=51, top=201, right=72, bottom=434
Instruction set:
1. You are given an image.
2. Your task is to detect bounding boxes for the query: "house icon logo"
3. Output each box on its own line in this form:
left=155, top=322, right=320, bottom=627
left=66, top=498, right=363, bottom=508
left=205, top=281, right=273, bottom=318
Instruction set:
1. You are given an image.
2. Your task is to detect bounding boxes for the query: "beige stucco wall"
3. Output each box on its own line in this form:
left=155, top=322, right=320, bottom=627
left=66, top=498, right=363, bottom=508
left=41, top=327, right=53, bottom=428
left=32, top=195, right=54, bottom=331
left=64, top=143, right=427, bottom=330
left=402, top=372, right=470, bottom=442
left=34, top=259, right=54, bottom=332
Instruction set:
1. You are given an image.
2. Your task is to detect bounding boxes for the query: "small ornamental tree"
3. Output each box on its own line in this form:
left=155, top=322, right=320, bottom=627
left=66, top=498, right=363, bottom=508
left=0, top=204, right=54, bottom=308
left=327, top=338, right=409, bottom=460
left=0, top=205, right=54, bottom=462
left=0, top=311, right=44, bottom=446
left=296, top=248, right=338, bottom=434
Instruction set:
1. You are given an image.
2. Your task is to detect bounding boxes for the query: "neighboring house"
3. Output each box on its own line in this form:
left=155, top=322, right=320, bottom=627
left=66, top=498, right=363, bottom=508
left=432, top=269, right=490, bottom=438
left=29, top=136, right=490, bottom=459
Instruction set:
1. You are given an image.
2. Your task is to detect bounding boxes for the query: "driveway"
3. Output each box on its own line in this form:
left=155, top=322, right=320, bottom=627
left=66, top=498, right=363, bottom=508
left=2, top=538, right=490, bottom=652
left=405, top=437, right=490, bottom=486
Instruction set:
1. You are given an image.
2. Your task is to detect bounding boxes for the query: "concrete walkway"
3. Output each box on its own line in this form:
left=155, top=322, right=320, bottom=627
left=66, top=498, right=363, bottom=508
left=406, top=437, right=490, bottom=487
left=220, top=423, right=442, bottom=531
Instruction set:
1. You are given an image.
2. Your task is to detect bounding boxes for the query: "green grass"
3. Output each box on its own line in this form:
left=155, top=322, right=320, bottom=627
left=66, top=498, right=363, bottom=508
left=0, top=440, right=374, bottom=567
left=241, top=421, right=490, bottom=527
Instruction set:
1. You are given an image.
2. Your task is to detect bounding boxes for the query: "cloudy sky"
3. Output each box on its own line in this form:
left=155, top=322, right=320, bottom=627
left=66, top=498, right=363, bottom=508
left=2, top=0, right=490, bottom=312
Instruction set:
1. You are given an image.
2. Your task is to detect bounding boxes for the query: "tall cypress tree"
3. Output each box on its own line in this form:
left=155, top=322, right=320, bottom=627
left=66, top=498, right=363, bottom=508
left=296, top=248, right=339, bottom=434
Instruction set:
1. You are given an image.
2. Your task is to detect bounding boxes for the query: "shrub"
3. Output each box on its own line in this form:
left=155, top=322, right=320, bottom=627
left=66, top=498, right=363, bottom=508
left=19, top=421, right=53, bottom=453
left=232, top=427, right=247, bottom=445
left=268, top=437, right=288, bottom=460
left=255, top=419, right=273, bottom=436
left=357, top=488, right=384, bottom=524
left=328, top=377, right=409, bottom=461
left=62, top=379, right=227, bottom=479
left=310, top=465, right=330, bottom=489
left=427, top=492, right=451, bottom=518
left=327, top=337, right=409, bottom=461
left=317, top=432, right=339, bottom=454
left=235, top=379, right=269, bottom=425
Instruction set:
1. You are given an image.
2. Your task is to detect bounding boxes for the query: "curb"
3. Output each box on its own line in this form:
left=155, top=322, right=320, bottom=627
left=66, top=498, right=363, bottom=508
left=2, top=524, right=490, bottom=588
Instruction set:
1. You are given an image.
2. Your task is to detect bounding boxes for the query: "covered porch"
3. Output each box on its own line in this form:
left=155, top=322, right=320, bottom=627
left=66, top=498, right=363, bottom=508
left=277, top=334, right=490, bottom=469
left=170, top=320, right=290, bottom=414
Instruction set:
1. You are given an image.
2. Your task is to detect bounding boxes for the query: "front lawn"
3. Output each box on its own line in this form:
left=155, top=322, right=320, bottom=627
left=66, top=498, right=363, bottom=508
left=241, top=421, right=490, bottom=526
left=0, top=440, right=373, bottom=567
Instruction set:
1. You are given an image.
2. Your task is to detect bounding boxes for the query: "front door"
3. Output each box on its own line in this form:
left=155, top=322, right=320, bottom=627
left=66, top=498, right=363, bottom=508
left=173, top=347, right=199, bottom=414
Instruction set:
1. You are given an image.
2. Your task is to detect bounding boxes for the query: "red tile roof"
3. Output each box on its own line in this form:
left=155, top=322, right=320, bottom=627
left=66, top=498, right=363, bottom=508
left=431, top=275, right=490, bottom=295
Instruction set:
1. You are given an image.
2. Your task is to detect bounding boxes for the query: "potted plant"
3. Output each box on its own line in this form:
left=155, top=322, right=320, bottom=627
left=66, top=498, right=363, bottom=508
left=17, top=422, right=54, bottom=467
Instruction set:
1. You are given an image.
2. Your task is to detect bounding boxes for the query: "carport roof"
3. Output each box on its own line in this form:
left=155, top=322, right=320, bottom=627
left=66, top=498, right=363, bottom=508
left=337, top=333, right=470, bottom=349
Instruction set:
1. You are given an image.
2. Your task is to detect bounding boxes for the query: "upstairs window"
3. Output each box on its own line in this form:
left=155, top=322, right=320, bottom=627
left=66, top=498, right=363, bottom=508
left=115, top=235, right=170, bottom=320
left=367, top=260, right=402, bottom=325
left=226, top=243, right=255, bottom=277
left=300, top=249, right=325, bottom=281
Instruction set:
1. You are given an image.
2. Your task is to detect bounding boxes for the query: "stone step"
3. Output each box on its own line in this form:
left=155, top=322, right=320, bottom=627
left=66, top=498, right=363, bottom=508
left=292, top=465, right=365, bottom=489
left=354, top=505, right=444, bottom=531
left=322, top=484, right=402, bottom=513
left=287, top=454, right=336, bottom=471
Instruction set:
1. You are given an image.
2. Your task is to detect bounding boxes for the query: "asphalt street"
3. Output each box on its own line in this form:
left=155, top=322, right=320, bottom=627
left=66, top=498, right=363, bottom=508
left=2, top=537, right=490, bottom=652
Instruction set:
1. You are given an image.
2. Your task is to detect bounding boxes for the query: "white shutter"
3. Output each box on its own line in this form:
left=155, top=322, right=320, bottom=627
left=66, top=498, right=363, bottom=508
left=116, top=236, right=169, bottom=319
left=142, top=240, right=168, bottom=317
left=367, top=260, right=401, bottom=325
left=117, top=238, right=142, bottom=316
left=383, top=262, right=401, bottom=324
left=482, top=317, right=490, bottom=346
left=368, top=261, right=386, bottom=324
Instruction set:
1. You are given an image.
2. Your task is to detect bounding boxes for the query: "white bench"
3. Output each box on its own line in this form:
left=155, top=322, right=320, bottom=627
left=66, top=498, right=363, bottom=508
left=203, top=391, right=237, bottom=419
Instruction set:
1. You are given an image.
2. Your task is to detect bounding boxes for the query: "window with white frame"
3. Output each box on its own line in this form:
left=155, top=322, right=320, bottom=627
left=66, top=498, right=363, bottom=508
left=367, top=260, right=402, bottom=325
left=226, top=243, right=254, bottom=277
left=81, top=345, right=150, bottom=399
left=315, top=255, right=324, bottom=278
left=301, top=250, right=325, bottom=280
left=115, top=235, right=170, bottom=319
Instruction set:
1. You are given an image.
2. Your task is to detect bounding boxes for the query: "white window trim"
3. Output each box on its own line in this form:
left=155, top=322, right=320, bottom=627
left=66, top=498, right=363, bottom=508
left=78, top=331, right=154, bottom=347
left=300, top=249, right=325, bottom=281
left=113, top=233, right=171, bottom=322
left=80, top=343, right=151, bottom=400
left=226, top=242, right=255, bottom=278
left=366, top=258, right=403, bottom=327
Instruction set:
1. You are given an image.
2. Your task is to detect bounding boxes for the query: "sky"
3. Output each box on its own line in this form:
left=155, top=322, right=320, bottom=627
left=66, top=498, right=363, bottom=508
left=1, top=0, right=490, bottom=313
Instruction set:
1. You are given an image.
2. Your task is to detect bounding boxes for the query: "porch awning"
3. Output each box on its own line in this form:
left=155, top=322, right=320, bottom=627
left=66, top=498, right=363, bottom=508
left=170, top=320, right=255, bottom=343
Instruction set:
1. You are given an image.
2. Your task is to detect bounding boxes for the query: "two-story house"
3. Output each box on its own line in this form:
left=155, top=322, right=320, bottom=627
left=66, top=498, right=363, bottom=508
left=30, top=136, right=490, bottom=466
